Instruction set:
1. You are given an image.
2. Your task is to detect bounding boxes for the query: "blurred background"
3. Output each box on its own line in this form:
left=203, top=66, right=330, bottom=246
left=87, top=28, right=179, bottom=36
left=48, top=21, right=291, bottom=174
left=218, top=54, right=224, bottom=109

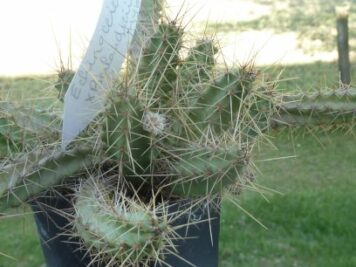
left=0, top=0, right=352, bottom=76
left=0, top=1, right=355, bottom=267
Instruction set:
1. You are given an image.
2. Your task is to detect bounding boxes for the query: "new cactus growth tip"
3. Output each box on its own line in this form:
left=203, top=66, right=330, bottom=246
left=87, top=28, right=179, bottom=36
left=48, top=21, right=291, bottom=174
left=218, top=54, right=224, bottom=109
left=0, top=11, right=278, bottom=267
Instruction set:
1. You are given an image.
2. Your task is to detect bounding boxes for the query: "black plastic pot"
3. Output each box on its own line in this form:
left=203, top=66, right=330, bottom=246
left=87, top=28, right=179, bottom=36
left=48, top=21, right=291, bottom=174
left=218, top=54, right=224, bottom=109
left=31, top=193, right=220, bottom=267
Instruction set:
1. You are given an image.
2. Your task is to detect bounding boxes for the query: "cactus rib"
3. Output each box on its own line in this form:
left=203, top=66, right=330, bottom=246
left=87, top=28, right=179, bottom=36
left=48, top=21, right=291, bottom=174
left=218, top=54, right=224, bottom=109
left=0, top=146, right=92, bottom=211
left=273, top=88, right=356, bottom=129
left=73, top=180, right=173, bottom=266
left=169, top=145, right=249, bottom=197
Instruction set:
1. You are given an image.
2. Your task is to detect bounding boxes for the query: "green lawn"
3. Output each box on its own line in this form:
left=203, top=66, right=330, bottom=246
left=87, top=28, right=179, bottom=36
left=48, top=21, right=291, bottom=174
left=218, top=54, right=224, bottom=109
left=0, top=211, right=43, bottom=267
left=220, top=130, right=356, bottom=267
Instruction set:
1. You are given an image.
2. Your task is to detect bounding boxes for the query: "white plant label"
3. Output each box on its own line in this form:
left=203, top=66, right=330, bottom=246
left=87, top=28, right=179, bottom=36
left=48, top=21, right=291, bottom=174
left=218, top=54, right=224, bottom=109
left=62, top=0, right=141, bottom=149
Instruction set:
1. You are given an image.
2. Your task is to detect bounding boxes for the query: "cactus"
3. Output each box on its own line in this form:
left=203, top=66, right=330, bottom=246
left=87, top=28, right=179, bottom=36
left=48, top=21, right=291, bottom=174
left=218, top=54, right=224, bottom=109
left=273, top=88, right=356, bottom=130
left=1, top=4, right=355, bottom=265
left=73, top=180, right=174, bottom=266
left=103, top=94, right=151, bottom=175
left=137, top=20, right=183, bottom=104
left=0, top=101, right=61, bottom=153
left=71, top=20, right=274, bottom=264
left=178, top=39, right=218, bottom=95
left=0, top=16, right=277, bottom=266
left=169, top=144, right=250, bottom=197
left=0, top=146, right=92, bottom=211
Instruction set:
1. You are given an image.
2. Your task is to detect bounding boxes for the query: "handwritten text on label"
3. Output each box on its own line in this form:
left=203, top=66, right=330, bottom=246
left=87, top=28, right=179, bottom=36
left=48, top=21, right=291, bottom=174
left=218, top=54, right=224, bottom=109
left=62, top=0, right=141, bottom=149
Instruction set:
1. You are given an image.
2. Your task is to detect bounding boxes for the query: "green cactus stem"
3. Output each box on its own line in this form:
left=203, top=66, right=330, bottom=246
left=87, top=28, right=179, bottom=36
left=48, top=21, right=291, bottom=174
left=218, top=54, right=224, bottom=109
left=0, top=102, right=61, bottom=134
left=242, top=84, right=276, bottom=139
left=273, top=88, right=356, bottom=129
left=103, top=94, right=152, bottom=175
left=73, top=180, right=173, bottom=266
left=179, top=39, right=218, bottom=89
left=130, top=0, right=164, bottom=65
left=190, top=69, right=255, bottom=133
left=138, top=21, right=183, bottom=103
left=169, top=144, right=249, bottom=197
left=282, top=88, right=356, bottom=111
left=0, top=146, right=92, bottom=211
left=0, top=102, right=61, bottom=152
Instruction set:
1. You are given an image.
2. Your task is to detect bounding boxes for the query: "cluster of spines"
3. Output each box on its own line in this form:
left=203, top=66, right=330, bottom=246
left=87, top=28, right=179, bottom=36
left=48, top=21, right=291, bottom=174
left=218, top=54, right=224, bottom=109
left=101, top=19, right=275, bottom=200
left=169, top=144, right=249, bottom=197
left=137, top=20, right=183, bottom=104
left=0, top=102, right=61, bottom=153
left=73, top=180, right=174, bottom=266
left=178, top=39, right=218, bottom=96
left=103, top=93, right=151, bottom=176
left=0, top=146, right=92, bottom=211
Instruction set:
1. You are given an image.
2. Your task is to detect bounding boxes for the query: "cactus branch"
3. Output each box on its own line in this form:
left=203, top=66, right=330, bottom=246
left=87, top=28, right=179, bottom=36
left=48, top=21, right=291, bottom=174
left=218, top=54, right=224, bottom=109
left=0, top=146, right=92, bottom=211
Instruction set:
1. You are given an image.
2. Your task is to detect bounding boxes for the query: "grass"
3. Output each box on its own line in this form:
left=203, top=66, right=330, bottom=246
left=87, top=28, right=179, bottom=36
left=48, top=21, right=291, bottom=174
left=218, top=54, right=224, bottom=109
left=221, top=191, right=356, bottom=267
left=0, top=76, right=61, bottom=158
left=262, top=61, right=356, bottom=93
left=0, top=211, right=43, bottom=267
left=0, top=76, right=58, bottom=108
left=219, top=130, right=356, bottom=267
